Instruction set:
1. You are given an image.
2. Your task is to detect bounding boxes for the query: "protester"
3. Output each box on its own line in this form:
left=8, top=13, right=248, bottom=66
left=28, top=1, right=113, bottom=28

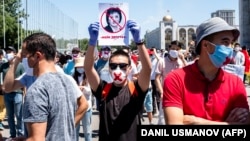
left=73, top=57, right=92, bottom=141
left=241, top=45, right=250, bottom=83
left=232, top=43, right=245, bottom=66
left=171, top=40, right=188, bottom=66
left=163, top=17, right=250, bottom=124
left=148, top=48, right=161, bottom=115
left=64, top=47, right=81, bottom=75
left=95, top=46, right=113, bottom=83
left=0, top=49, right=7, bottom=131
left=122, top=47, right=139, bottom=81
left=155, top=40, right=186, bottom=125
left=12, top=33, right=88, bottom=140
left=0, top=46, right=24, bottom=139
left=84, top=20, right=151, bottom=141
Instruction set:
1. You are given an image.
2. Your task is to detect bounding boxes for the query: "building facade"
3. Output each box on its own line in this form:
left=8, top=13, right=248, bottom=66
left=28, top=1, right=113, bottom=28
left=239, top=0, right=250, bottom=48
left=211, top=10, right=235, bottom=26
left=145, top=15, right=197, bottom=50
left=145, top=10, right=239, bottom=51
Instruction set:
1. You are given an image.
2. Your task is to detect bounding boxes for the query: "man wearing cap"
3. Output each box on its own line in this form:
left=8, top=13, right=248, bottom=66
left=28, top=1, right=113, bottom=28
left=163, top=17, right=249, bottom=125
left=63, top=47, right=81, bottom=75
left=95, top=46, right=113, bottom=83
left=0, top=46, right=25, bottom=138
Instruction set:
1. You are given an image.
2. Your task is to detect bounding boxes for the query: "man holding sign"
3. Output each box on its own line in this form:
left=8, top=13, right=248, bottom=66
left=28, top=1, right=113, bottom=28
left=84, top=20, right=151, bottom=141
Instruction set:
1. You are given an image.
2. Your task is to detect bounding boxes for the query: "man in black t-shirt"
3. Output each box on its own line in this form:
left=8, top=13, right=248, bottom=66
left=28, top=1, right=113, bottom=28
left=84, top=20, right=152, bottom=141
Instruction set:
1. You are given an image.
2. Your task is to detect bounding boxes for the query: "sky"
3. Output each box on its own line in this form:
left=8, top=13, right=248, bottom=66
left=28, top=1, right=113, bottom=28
left=47, top=0, right=239, bottom=39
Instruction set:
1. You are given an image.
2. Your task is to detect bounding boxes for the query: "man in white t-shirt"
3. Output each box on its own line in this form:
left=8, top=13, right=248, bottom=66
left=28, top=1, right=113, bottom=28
left=155, top=41, right=186, bottom=125
left=232, top=43, right=245, bottom=66
left=123, top=47, right=139, bottom=81
left=148, top=48, right=161, bottom=115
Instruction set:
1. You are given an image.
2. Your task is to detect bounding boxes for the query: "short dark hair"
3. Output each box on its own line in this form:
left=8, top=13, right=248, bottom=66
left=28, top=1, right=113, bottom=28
left=106, top=7, right=122, bottom=25
left=5, top=46, right=17, bottom=53
left=109, top=49, right=131, bottom=66
left=195, top=33, right=214, bottom=55
left=23, top=32, right=56, bottom=61
left=234, top=42, right=240, bottom=47
left=242, top=45, right=247, bottom=50
left=0, top=49, right=4, bottom=55
left=171, top=40, right=183, bottom=49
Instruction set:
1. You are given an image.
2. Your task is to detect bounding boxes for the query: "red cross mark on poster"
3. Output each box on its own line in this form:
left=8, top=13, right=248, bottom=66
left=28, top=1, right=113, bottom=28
left=100, top=7, right=127, bottom=33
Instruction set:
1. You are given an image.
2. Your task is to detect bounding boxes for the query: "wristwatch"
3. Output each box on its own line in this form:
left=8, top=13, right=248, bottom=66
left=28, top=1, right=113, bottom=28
left=136, top=39, right=144, bottom=46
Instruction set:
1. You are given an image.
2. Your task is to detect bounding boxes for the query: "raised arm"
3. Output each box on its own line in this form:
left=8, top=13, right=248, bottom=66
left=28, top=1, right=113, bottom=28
left=152, top=48, right=160, bottom=61
left=127, top=20, right=151, bottom=92
left=2, top=50, right=24, bottom=93
left=84, top=22, right=101, bottom=92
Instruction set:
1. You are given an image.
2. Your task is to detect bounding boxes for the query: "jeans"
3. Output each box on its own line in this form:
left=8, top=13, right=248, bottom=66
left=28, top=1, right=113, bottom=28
left=76, top=109, right=92, bottom=141
left=144, top=88, right=153, bottom=112
left=4, top=92, right=24, bottom=137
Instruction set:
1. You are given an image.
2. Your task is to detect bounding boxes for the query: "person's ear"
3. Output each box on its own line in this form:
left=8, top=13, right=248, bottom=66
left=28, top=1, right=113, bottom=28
left=35, top=52, right=42, bottom=60
left=201, top=40, right=208, bottom=47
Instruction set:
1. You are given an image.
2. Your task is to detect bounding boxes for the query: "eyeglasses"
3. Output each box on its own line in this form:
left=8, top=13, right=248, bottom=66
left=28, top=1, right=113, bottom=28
left=109, top=63, right=129, bottom=70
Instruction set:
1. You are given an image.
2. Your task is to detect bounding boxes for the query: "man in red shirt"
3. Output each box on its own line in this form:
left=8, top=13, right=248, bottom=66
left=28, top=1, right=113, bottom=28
left=163, top=17, right=249, bottom=125
left=241, top=45, right=250, bottom=83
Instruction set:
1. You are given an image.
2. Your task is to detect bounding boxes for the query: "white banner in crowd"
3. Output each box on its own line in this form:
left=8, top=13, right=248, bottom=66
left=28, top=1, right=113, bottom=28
left=222, top=64, right=245, bottom=81
left=98, top=3, right=129, bottom=46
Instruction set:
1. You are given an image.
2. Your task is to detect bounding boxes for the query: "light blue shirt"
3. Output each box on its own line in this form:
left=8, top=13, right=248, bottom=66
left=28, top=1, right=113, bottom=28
left=63, top=60, right=75, bottom=75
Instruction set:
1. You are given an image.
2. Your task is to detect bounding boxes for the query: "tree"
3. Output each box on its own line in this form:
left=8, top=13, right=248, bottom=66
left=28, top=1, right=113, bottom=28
left=0, top=0, right=26, bottom=50
left=78, top=38, right=88, bottom=51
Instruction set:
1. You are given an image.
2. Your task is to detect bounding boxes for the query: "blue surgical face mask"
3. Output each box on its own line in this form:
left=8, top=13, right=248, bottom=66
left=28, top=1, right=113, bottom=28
left=207, top=42, right=233, bottom=68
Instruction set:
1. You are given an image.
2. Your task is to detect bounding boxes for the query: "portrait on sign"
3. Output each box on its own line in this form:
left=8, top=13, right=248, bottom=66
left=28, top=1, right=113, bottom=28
left=99, top=3, right=129, bottom=46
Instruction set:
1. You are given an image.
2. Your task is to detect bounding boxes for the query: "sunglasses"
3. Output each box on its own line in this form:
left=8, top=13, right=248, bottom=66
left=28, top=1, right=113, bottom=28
left=109, top=63, right=129, bottom=70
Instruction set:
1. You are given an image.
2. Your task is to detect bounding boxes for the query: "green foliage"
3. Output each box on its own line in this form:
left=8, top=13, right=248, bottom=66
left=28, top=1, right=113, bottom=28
left=78, top=38, right=89, bottom=51
left=0, top=0, right=26, bottom=49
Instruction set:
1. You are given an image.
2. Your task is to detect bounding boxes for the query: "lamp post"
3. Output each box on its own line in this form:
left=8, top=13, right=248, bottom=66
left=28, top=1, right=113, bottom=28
left=25, top=0, right=28, bottom=36
left=2, top=0, right=6, bottom=49
left=17, top=0, right=20, bottom=50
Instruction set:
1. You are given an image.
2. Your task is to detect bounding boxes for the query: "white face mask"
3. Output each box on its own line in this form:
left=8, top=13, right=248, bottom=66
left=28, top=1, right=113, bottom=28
left=111, top=67, right=127, bottom=84
left=234, top=47, right=240, bottom=52
left=22, top=58, right=33, bottom=76
left=6, top=53, right=14, bottom=61
left=169, top=50, right=179, bottom=58
left=101, top=51, right=110, bottom=59
left=76, top=67, right=84, bottom=74
left=72, top=53, right=79, bottom=59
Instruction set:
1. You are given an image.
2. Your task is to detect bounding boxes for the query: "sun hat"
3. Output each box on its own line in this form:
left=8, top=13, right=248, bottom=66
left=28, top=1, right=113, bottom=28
left=195, top=17, right=240, bottom=47
left=74, top=57, right=84, bottom=67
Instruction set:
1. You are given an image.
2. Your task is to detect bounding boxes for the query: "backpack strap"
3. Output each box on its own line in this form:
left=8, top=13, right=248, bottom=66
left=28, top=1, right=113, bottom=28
left=102, top=83, right=112, bottom=100
left=102, top=81, right=138, bottom=100
left=127, top=81, right=138, bottom=97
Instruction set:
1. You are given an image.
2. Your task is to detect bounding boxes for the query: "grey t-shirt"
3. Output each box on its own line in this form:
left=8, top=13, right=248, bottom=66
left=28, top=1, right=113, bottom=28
left=23, top=72, right=77, bottom=141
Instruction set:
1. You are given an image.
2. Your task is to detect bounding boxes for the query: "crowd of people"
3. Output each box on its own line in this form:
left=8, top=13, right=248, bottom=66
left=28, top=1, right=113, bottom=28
left=0, top=17, right=249, bottom=141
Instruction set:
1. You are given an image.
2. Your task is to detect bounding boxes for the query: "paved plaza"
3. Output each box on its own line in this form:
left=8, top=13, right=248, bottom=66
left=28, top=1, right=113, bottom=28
left=0, top=86, right=250, bottom=141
